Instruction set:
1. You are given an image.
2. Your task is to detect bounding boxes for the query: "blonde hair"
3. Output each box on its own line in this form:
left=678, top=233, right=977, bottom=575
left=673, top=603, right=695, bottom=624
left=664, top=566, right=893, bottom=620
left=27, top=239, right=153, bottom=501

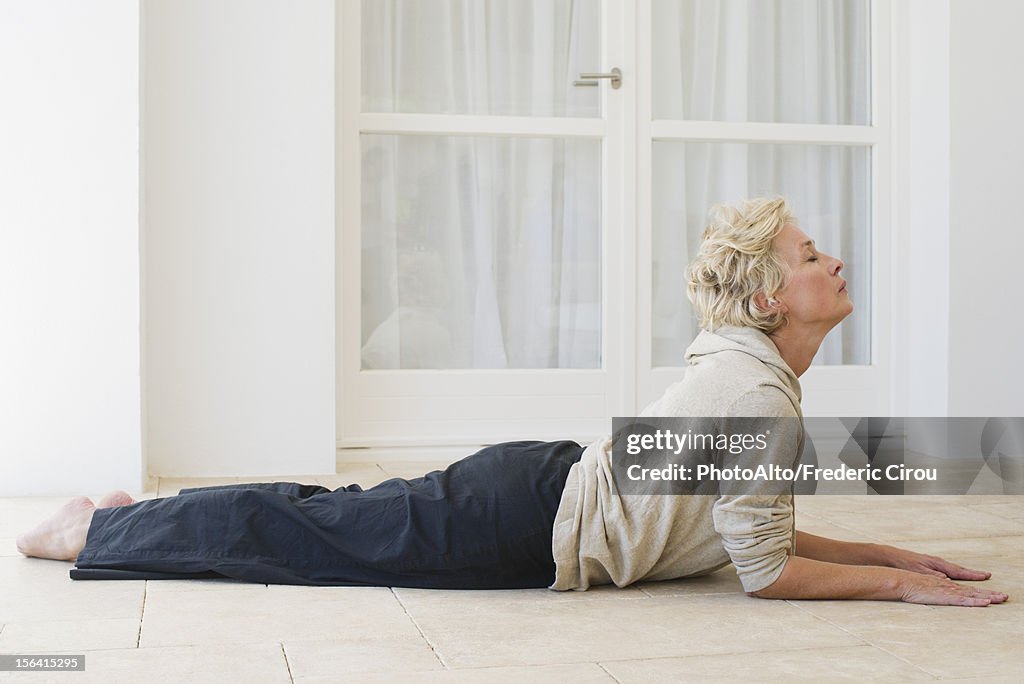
left=686, top=197, right=793, bottom=333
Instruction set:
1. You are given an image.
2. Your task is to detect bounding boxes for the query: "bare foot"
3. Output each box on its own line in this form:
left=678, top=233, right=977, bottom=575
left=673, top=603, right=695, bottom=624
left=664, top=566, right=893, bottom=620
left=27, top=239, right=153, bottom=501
left=97, top=490, right=135, bottom=508
left=16, top=496, right=96, bottom=561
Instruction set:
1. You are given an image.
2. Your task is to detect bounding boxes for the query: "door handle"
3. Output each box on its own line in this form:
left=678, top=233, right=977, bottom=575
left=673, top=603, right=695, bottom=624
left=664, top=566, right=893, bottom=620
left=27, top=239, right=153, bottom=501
left=573, top=67, right=621, bottom=89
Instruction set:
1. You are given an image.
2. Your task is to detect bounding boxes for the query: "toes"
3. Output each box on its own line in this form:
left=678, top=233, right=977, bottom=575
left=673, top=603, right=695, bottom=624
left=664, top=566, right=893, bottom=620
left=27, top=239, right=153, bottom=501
left=96, top=490, right=135, bottom=508
left=66, top=496, right=96, bottom=511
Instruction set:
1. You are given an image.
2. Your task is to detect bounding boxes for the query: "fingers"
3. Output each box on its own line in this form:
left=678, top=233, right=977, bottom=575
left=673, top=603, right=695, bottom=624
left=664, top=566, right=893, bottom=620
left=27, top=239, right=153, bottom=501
left=955, top=595, right=993, bottom=607
left=927, top=555, right=993, bottom=581
left=919, top=567, right=948, bottom=579
left=939, top=562, right=991, bottom=581
left=902, top=576, right=1009, bottom=607
left=970, top=588, right=1009, bottom=603
left=948, top=584, right=1008, bottom=606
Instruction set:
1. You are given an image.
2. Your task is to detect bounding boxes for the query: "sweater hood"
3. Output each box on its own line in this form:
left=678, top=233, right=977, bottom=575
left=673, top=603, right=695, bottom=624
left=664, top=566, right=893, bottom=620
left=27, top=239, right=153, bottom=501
left=684, top=326, right=802, bottom=403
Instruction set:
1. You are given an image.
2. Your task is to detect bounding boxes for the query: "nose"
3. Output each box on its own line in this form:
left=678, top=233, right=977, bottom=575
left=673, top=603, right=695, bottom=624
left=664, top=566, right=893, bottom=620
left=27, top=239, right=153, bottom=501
left=831, top=256, right=844, bottom=276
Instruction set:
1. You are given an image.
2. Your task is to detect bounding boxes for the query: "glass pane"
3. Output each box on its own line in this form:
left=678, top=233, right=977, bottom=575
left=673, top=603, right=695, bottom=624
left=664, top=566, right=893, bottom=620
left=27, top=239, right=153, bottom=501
left=362, top=0, right=601, bottom=117
left=362, top=134, right=601, bottom=369
left=653, top=0, right=870, bottom=124
left=651, top=142, right=871, bottom=366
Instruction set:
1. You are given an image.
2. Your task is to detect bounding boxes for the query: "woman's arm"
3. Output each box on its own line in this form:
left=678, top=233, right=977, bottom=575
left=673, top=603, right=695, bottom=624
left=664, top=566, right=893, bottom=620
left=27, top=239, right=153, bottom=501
left=794, top=530, right=891, bottom=565
left=752, top=531, right=1008, bottom=606
left=795, top=530, right=993, bottom=579
left=750, top=554, right=1007, bottom=606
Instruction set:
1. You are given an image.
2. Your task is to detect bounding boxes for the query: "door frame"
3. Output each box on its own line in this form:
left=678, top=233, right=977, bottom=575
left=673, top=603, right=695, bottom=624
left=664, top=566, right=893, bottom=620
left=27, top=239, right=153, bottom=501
left=336, top=0, right=634, bottom=448
left=336, top=0, right=894, bottom=452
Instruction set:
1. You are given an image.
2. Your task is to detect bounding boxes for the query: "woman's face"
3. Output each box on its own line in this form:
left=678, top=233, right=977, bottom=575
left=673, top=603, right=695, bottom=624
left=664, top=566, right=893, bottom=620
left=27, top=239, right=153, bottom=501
left=772, top=222, right=853, bottom=329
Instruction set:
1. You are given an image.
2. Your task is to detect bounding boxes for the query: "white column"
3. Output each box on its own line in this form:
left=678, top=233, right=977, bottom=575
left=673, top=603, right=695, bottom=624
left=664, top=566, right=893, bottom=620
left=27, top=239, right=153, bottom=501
left=948, top=0, right=1024, bottom=415
left=0, top=0, right=143, bottom=496
left=144, top=0, right=336, bottom=476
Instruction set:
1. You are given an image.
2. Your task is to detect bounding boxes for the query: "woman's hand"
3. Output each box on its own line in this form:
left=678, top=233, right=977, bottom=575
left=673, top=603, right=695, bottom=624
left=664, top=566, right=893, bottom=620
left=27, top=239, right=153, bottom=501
left=898, top=573, right=1008, bottom=607
left=883, top=547, right=992, bottom=581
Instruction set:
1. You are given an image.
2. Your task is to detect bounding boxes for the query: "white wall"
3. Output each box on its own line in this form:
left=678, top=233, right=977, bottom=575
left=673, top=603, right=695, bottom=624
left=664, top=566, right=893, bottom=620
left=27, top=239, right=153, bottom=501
left=0, top=0, right=142, bottom=496
left=143, top=0, right=336, bottom=476
left=948, top=0, right=1024, bottom=415
left=899, top=0, right=951, bottom=416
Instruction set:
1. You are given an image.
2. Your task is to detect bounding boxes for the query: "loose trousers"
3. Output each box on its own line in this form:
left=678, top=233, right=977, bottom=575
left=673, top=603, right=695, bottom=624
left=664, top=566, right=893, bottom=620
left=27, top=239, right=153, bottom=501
left=72, top=440, right=584, bottom=589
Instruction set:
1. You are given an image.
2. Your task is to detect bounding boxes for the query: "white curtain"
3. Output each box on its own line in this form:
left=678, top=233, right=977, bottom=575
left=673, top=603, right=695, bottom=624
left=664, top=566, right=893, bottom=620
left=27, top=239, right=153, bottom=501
left=360, top=0, right=871, bottom=370
left=360, top=1, right=602, bottom=369
left=651, top=0, right=871, bottom=366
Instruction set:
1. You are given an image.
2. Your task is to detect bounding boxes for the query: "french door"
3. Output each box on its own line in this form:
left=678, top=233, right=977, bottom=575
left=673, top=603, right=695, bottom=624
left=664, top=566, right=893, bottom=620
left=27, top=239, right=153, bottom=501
left=338, top=0, right=889, bottom=449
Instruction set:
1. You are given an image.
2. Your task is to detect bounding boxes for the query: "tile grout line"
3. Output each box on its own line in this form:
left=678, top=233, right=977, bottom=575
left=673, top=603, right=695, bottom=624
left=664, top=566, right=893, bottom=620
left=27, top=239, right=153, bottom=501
left=390, top=587, right=449, bottom=669
left=280, top=642, right=294, bottom=684
left=136, top=581, right=148, bottom=648
left=596, top=661, right=624, bottom=683
left=784, top=600, right=940, bottom=679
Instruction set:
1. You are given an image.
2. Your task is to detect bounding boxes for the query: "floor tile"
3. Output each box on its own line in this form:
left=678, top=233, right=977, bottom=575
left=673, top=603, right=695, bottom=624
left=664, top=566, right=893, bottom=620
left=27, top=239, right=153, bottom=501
left=784, top=596, right=944, bottom=624
left=396, top=591, right=860, bottom=669
left=396, top=584, right=648, bottom=607
left=0, top=643, right=292, bottom=684
left=794, top=514, right=881, bottom=542
left=799, top=499, right=1024, bottom=541
left=600, top=644, right=933, bottom=683
left=294, top=663, right=615, bottom=684
left=0, top=617, right=139, bottom=652
left=934, top=677, right=1024, bottom=684
left=142, top=578, right=269, bottom=595
left=0, top=538, right=19, bottom=557
left=789, top=595, right=1023, bottom=678
left=635, top=566, right=743, bottom=597
left=283, top=635, right=442, bottom=678
left=884, top=534, right=1024, bottom=562
left=139, top=585, right=421, bottom=648
left=0, top=557, right=145, bottom=623
left=964, top=501, right=1024, bottom=521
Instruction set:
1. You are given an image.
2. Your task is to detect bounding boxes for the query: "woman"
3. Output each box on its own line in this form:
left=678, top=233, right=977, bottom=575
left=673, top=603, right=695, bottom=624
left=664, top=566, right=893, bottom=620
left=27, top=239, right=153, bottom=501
left=18, top=197, right=1008, bottom=607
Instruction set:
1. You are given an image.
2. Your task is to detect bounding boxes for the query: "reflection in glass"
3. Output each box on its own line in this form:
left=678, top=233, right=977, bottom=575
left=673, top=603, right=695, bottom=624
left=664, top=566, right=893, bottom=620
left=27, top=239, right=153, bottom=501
left=362, top=135, right=601, bottom=369
left=653, top=0, right=870, bottom=124
left=362, top=0, right=600, bottom=117
left=652, top=142, right=870, bottom=366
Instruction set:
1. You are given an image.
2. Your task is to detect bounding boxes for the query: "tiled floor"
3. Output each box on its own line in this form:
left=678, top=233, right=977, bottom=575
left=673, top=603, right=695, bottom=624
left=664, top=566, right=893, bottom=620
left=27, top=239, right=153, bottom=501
left=1, top=461, right=1022, bottom=683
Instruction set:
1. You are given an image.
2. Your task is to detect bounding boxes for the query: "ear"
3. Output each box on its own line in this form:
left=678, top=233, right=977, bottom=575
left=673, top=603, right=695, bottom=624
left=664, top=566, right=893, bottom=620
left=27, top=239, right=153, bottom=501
left=753, top=292, right=774, bottom=313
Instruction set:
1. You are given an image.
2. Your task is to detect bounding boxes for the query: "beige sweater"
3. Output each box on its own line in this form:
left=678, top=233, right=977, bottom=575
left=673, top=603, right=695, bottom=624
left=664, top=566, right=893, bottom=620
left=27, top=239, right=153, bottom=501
left=549, top=326, right=805, bottom=593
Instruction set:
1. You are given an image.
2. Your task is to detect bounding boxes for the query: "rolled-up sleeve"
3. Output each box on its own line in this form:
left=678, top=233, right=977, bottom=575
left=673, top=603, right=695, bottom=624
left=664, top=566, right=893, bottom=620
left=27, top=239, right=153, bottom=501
left=712, top=493, right=794, bottom=592
left=711, top=387, right=802, bottom=593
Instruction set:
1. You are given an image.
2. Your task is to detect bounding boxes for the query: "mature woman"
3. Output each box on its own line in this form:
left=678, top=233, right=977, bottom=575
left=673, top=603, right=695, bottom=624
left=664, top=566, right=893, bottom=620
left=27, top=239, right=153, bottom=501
left=18, top=197, right=1007, bottom=607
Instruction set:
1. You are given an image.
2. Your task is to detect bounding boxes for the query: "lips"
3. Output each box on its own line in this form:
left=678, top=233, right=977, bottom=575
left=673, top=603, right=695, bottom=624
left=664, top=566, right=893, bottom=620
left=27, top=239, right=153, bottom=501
left=839, top=279, right=847, bottom=293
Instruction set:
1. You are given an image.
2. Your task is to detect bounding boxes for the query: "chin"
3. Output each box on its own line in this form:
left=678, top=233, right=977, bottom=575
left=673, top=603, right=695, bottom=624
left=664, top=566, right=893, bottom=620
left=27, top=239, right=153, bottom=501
left=827, top=301, right=854, bottom=327
left=838, top=300, right=855, bottom=320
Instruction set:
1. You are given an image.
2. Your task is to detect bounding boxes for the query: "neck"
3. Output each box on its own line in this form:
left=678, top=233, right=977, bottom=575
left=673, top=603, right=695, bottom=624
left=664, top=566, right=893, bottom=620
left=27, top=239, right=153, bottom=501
left=766, top=325, right=828, bottom=377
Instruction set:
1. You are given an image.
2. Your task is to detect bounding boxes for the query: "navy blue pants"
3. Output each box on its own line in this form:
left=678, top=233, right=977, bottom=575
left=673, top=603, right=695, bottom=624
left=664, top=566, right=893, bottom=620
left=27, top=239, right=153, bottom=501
left=72, top=440, right=583, bottom=589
